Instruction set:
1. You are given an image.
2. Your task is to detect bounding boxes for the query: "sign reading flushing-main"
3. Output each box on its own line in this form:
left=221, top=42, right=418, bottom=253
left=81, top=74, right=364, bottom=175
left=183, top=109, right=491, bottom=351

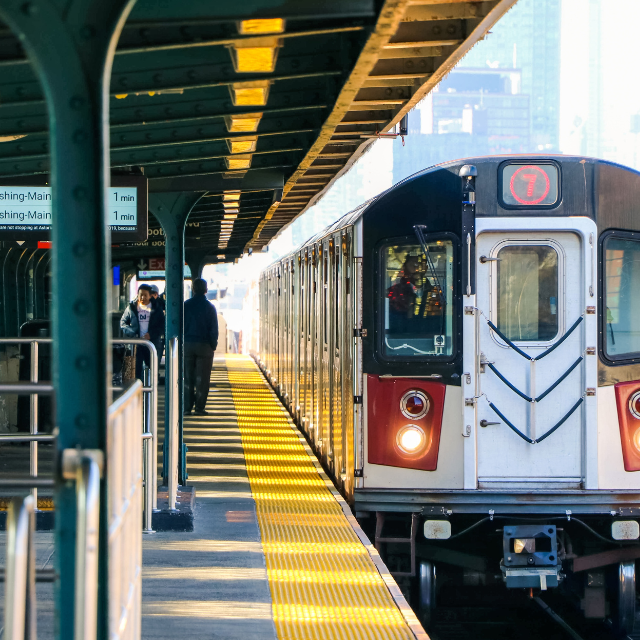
left=0, top=175, right=148, bottom=242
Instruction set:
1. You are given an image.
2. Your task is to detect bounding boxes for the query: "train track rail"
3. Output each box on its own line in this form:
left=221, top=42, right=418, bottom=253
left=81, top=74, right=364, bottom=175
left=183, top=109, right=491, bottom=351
left=427, top=586, right=617, bottom=640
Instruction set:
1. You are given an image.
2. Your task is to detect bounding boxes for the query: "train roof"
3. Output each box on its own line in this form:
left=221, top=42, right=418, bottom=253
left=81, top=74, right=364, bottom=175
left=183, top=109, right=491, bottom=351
left=267, top=154, right=640, bottom=266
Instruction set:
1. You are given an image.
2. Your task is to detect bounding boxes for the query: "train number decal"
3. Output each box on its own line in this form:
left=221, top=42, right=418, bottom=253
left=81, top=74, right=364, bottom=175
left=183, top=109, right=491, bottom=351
left=501, top=162, right=559, bottom=207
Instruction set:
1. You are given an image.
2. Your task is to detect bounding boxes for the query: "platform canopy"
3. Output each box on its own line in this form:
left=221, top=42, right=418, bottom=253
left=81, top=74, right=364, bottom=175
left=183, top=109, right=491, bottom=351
left=0, top=0, right=516, bottom=265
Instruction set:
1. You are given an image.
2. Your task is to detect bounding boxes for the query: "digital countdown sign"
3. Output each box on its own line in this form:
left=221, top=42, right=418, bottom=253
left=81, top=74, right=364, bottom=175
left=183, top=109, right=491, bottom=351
left=501, top=163, right=559, bottom=208
left=0, top=174, right=148, bottom=241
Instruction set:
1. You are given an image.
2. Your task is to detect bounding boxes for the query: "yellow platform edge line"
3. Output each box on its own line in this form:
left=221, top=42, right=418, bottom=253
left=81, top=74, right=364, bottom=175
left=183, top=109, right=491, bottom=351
left=225, top=354, right=429, bottom=640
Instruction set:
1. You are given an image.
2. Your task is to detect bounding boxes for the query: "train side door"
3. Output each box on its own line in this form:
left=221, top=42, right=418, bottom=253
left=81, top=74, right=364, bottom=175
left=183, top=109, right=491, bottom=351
left=474, top=225, right=591, bottom=488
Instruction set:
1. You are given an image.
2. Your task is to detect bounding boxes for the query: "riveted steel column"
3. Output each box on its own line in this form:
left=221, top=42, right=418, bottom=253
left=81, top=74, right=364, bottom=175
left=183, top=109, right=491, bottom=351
left=0, top=2, right=136, bottom=638
left=150, top=192, right=203, bottom=485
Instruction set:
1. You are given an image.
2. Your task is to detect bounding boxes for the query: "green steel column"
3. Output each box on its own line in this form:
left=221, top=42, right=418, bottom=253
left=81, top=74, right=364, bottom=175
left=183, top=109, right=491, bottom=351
left=0, top=2, right=136, bottom=638
left=186, top=249, right=211, bottom=281
left=150, top=192, right=203, bottom=485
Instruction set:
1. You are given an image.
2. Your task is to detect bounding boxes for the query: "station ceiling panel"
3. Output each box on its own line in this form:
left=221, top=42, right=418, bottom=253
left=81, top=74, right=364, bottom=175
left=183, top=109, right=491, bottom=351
left=0, top=0, right=517, bottom=264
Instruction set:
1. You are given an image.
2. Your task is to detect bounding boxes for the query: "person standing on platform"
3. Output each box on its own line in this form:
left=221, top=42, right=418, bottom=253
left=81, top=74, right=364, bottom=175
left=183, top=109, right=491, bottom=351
left=149, top=284, right=166, bottom=362
left=184, top=278, right=218, bottom=416
left=120, top=283, right=164, bottom=381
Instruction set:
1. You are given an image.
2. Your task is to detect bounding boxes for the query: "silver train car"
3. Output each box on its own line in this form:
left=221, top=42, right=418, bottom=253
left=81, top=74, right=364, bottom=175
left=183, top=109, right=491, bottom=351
left=257, top=155, right=640, bottom=635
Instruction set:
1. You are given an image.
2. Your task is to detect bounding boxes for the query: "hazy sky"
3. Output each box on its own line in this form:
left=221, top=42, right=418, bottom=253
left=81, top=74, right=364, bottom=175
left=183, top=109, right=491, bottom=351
left=560, top=0, right=640, bottom=167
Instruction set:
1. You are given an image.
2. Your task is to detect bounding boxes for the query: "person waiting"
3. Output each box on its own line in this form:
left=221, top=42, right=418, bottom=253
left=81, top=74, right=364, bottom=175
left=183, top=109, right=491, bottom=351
left=184, top=278, right=218, bottom=416
left=120, top=283, right=164, bottom=380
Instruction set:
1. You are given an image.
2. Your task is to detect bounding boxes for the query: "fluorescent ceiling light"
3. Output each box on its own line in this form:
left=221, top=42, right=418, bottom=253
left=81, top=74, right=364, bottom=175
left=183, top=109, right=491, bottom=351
left=224, top=113, right=263, bottom=133
left=227, top=136, right=258, bottom=154
left=238, top=19, right=284, bottom=35
left=225, top=155, right=252, bottom=170
left=228, top=81, right=271, bottom=107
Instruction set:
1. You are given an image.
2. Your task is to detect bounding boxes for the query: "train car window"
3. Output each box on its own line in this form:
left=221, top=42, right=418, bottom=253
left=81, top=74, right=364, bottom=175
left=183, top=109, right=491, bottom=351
left=381, top=240, right=454, bottom=358
left=497, top=245, right=558, bottom=341
left=604, top=236, right=640, bottom=360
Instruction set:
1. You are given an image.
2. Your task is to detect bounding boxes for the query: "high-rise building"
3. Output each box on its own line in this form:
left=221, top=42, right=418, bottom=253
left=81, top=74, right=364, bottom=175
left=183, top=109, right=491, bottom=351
left=392, top=0, right=562, bottom=184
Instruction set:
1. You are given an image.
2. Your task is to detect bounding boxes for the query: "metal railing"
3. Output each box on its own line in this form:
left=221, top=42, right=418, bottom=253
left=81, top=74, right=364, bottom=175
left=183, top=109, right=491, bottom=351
left=61, top=451, right=103, bottom=640
left=0, top=337, right=54, bottom=506
left=1, top=358, right=146, bottom=640
left=107, top=380, right=143, bottom=639
left=111, top=338, right=158, bottom=531
left=0, top=337, right=158, bottom=526
left=3, top=495, right=36, bottom=640
left=166, top=337, right=179, bottom=510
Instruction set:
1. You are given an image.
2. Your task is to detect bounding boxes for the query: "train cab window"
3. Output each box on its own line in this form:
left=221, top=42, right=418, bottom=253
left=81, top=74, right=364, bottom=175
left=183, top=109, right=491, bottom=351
left=382, top=240, right=454, bottom=358
left=604, top=236, right=640, bottom=359
left=497, top=245, right=558, bottom=342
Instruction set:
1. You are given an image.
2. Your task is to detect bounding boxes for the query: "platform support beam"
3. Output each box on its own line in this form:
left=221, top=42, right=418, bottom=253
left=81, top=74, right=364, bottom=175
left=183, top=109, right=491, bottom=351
left=150, top=192, right=203, bottom=485
left=186, top=249, right=212, bottom=281
left=0, top=1, right=136, bottom=638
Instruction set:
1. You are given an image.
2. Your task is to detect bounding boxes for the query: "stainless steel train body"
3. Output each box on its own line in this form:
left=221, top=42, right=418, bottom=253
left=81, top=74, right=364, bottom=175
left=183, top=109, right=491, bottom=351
left=257, top=156, right=640, bottom=634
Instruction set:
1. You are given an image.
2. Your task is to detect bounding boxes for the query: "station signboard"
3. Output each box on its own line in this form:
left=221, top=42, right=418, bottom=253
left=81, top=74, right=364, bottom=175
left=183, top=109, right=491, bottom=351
left=0, top=174, right=148, bottom=241
left=137, top=258, right=191, bottom=280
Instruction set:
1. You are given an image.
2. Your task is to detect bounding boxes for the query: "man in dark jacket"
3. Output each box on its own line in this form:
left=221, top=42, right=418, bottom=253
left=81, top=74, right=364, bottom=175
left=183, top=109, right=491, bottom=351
left=120, top=284, right=165, bottom=380
left=184, top=278, right=218, bottom=416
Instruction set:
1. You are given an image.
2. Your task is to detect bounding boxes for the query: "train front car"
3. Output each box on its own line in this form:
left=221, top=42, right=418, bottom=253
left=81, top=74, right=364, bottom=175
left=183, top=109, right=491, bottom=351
left=257, top=155, right=640, bottom=636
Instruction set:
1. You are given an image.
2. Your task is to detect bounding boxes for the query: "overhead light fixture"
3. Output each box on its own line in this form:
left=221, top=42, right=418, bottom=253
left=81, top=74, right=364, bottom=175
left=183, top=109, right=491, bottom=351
left=226, top=136, right=258, bottom=154
left=223, top=203, right=239, bottom=210
left=232, top=47, right=277, bottom=73
left=217, top=254, right=226, bottom=259
left=228, top=81, right=271, bottom=107
left=223, top=170, right=248, bottom=179
left=223, top=191, right=241, bottom=201
left=223, top=214, right=238, bottom=220
left=0, top=134, right=27, bottom=143
left=238, top=18, right=284, bottom=35
left=224, top=113, right=263, bottom=133
left=225, top=154, right=252, bottom=170
left=229, top=38, right=281, bottom=73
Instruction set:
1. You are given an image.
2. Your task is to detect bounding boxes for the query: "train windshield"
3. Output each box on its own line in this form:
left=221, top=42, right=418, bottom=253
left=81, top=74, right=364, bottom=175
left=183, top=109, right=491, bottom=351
left=382, top=240, right=454, bottom=358
left=604, top=236, right=640, bottom=359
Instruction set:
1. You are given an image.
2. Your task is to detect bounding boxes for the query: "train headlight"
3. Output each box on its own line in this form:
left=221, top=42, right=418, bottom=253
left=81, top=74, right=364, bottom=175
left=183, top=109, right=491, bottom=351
left=629, top=391, right=640, bottom=420
left=400, top=390, right=430, bottom=419
left=396, top=425, right=426, bottom=454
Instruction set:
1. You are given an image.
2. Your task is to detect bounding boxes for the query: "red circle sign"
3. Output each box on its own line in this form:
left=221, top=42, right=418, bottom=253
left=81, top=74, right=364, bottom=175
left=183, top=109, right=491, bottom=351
left=509, top=165, right=551, bottom=205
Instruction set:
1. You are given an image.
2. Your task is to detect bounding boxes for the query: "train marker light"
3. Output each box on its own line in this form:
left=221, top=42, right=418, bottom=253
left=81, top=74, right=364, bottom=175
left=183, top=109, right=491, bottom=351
left=629, top=391, right=640, bottom=420
left=424, top=520, right=451, bottom=540
left=612, top=521, right=640, bottom=540
left=400, top=390, right=429, bottom=419
left=396, top=425, right=426, bottom=454
left=514, top=538, right=536, bottom=554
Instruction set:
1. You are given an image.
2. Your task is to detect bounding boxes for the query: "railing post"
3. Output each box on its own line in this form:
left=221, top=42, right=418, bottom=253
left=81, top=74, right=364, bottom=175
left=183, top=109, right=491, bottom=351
left=30, top=340, right=38, bottom=507
left=4, top=495, right=36, bottom=640
left=74, top=457, right=101, bottom=640
left=142, top=366, right=154, bottom=532
left=167, top=337, right=179, bottom=510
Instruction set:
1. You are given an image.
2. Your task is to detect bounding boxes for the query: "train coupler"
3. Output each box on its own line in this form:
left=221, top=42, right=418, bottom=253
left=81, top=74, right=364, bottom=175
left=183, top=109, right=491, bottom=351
left=501, top=524, right=562, bottom=590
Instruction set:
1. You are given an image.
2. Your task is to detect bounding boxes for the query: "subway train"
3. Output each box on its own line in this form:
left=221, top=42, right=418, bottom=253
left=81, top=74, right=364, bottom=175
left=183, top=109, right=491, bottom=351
left=257, top=155, right=640, bottom=636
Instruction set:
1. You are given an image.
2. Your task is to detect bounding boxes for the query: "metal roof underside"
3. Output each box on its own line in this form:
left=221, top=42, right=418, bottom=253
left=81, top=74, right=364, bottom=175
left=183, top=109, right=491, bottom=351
left=0, top=0, right=517, bottom=265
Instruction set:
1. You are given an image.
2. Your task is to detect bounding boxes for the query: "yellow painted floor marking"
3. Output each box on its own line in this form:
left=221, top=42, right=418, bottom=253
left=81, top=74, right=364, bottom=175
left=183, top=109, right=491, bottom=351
left=226, top=355, right=414, bottom=640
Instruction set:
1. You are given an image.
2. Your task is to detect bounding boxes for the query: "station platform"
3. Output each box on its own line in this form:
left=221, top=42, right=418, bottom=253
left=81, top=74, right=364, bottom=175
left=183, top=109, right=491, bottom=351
left=143, top=355, right=427, bottom=640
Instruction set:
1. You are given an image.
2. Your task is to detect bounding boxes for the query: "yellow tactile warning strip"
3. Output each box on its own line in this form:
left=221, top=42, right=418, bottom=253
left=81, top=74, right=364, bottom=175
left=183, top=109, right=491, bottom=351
left=226, top=354, right=426, bottom=640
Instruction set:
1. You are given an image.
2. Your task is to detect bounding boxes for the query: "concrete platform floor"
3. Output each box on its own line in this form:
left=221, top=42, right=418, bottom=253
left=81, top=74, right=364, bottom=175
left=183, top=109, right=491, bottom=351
left=144, top=360, right=276, bottom=639
left=0, top=359, right=276, bottom=640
